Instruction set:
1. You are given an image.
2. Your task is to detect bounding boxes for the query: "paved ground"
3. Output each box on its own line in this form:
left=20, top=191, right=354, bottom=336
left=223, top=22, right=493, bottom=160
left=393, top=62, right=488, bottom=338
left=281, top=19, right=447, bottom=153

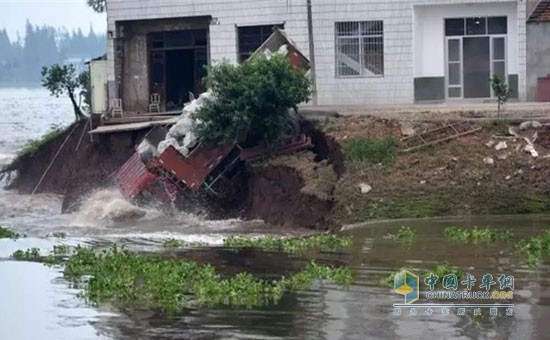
left=300, top=101, right=550, bottom=121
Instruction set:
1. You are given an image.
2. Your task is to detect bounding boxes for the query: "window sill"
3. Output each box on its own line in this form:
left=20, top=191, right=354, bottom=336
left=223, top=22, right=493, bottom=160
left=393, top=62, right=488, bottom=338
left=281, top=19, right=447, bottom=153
left=335, top=75, right=385, bottom=79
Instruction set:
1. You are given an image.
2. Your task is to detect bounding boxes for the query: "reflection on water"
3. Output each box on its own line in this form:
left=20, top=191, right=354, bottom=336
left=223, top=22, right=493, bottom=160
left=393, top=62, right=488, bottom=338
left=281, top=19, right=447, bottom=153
left=2, top=215, right=550, bottom=339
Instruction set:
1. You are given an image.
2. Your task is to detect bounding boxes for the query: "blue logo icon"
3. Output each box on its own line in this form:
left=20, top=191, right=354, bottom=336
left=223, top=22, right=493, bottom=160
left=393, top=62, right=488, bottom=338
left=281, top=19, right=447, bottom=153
left=394, top=270, right=419, bottom=304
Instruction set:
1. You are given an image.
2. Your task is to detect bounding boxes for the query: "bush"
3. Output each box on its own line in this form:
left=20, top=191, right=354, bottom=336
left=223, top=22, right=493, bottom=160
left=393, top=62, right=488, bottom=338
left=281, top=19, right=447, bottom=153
left=193, top=54, right=311, bottom=146
left=342, top=137, right=398, bottom=165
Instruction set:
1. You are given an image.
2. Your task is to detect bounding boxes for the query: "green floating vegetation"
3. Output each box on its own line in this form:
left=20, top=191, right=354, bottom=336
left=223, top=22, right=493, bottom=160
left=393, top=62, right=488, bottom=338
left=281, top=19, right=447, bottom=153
left=516, top=230, right=550, bottom=267
left=443, top=226, right=513, bottom=243
left=0, top=227, right=24, bottom=240
left=52, top=232, right=67, bottom=239
left=341, top=137, right=398, bottom=165
left=381, top=262, right=463, bottom=287
left=162, top=238, right=186, bottom=249
left=64, top=246, right=352, bottom=312
left=11, top=248, right=41, bottom=261
left=384, top=226, right=416, bottom=242
left=11, top=246, right=70, bottom=266
left=223, top=234, right=353, bottom=253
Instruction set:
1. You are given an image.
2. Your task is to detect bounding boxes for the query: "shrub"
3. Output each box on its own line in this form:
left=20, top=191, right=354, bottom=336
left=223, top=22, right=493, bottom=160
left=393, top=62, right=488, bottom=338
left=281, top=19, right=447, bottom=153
left=193, top=54, right=311, bottom=146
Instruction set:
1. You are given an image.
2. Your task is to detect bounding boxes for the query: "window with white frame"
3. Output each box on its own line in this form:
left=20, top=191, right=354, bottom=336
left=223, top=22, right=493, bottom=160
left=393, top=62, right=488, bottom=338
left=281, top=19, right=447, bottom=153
left=335, top=21, right=384, bottom=77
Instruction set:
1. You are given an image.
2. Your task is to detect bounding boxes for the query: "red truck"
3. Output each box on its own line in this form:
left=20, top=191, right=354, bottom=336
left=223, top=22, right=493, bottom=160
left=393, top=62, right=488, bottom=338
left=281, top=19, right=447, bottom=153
left=115, top=28, right=312, bottom=205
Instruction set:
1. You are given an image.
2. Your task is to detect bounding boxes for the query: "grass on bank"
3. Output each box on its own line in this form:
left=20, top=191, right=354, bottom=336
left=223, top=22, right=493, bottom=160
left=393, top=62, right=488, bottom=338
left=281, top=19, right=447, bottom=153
left=443, top=226, right=513, bottom=243
left=341, top=137, right=398, bottom=165
left=16, top=124, right=67, bottom=158
left=223, top=234, right=353, bottom=253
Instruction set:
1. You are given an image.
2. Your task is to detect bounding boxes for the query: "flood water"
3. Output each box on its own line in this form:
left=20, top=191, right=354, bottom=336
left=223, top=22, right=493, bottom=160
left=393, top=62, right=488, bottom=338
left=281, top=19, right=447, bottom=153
left=1, top=89, right=550, bottom=340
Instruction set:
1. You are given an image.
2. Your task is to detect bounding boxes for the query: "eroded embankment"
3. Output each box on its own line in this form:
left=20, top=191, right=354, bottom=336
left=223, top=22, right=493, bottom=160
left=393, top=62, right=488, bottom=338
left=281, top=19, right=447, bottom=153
left=2, top=119, right=145, bottom=212
left=8, top=114, right=549, bottom=231
left=2, top=118, right=343, bottom=229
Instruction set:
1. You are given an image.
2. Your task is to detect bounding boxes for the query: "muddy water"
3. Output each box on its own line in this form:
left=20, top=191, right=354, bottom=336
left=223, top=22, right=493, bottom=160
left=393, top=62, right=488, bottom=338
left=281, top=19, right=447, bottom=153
left=2, top=89, right=550, bottom=340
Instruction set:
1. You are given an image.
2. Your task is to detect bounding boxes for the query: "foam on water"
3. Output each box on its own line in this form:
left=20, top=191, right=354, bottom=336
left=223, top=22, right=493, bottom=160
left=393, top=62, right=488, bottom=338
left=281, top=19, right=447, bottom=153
left=73, top=188, right=163, bottom=226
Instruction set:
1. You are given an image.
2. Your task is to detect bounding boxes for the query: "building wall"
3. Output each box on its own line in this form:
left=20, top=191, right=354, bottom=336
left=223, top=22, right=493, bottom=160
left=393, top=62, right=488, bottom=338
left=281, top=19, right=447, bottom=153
left=527, top=22, right=550, bottom=101
left=413, top=1, right=523, bottom=101
left=106, top=0, right=527, bottom=107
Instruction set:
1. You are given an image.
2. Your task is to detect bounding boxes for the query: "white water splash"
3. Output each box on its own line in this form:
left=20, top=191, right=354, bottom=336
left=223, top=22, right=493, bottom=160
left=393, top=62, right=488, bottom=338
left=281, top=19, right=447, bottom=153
left=73, top=188, right=162, bottom=226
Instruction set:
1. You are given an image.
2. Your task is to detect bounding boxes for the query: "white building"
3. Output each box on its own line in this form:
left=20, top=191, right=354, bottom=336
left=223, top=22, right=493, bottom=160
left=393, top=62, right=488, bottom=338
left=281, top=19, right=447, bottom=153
left=105, top=0, right=529, bottom=111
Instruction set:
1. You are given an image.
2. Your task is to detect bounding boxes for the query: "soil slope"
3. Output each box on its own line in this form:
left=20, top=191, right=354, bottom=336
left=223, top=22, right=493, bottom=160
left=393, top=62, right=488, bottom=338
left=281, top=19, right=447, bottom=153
left=5, top=115, right=550, bottom=230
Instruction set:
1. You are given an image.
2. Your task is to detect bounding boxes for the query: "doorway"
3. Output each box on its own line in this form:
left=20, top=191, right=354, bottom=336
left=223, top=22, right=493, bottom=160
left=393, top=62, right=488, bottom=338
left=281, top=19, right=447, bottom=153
left=166, top=49, right=194, bottom=110
left=445, top=16, right=507, bottom=100
left=149, top=29, right=208, bottom=111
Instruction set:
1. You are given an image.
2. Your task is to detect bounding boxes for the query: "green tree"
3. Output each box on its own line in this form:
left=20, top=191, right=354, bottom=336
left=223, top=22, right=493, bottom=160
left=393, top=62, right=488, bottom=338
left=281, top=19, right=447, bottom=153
left=87, top=0, right=106, bottom=13
left=41, top=64, right=88, bottom=120
left=491, top=74, right=511, bottom=118
left=193, top=54, right=311, bottom=146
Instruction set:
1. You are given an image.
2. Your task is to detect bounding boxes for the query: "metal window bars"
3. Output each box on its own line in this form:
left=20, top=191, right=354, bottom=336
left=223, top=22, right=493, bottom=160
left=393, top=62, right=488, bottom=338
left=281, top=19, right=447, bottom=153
left=335, top=21, right=384, bottom=77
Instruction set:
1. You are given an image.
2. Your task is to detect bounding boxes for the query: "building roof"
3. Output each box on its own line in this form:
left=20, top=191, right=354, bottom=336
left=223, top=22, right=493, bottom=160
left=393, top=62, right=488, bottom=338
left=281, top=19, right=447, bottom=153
left=529, top=0, right=550, bottom=23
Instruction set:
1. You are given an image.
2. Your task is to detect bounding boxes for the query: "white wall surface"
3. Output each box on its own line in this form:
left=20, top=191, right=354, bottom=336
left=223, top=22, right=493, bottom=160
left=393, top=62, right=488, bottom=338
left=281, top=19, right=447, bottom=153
left=106, top=0, right=527, bottom=105
left=414, top=2, right=518, bottom=78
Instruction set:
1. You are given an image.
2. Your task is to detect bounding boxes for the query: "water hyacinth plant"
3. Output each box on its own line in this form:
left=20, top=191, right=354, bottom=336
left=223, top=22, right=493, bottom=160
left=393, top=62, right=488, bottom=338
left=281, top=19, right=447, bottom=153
left=63, top=245, right=352, bottom=312
left=443, top=226, right=513, bottom=243
left=384, top=226, right=416, bottom=243
left=0, top=226, right=24, bottom=240
left=516, top=230, right=550, bottom=267
left=162, top=238, right=186, bottom=249
left=223, top=234, right=353, bottom=253
left=11, top=248, right=41, bottom=261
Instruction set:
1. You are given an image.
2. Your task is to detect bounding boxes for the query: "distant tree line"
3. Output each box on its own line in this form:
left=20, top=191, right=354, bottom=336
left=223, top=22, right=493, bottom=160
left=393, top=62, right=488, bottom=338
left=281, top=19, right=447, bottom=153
left=0, top=20, right=106, bottom=85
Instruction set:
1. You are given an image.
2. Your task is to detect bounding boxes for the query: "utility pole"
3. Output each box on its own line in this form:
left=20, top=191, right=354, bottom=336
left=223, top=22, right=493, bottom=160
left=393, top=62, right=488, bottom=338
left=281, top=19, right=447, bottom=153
left=306, top=0, right=318, bottom=105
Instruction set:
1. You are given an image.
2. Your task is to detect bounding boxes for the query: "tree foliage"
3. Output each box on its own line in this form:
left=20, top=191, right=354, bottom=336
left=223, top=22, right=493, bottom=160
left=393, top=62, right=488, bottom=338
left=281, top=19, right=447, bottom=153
left=87, top=0, right=106, bottom=13
left=41, top=64, right=88, bottom=120
left=193, top=54, right=311, bottom=146
left=491, top=74, right=511, bottom=117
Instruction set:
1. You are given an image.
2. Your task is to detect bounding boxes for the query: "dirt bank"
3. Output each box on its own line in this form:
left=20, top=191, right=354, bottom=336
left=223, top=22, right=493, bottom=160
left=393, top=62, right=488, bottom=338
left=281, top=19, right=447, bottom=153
left=5, top=115, right=550, bottom=231
left=2, top=119, right=145, bottom=212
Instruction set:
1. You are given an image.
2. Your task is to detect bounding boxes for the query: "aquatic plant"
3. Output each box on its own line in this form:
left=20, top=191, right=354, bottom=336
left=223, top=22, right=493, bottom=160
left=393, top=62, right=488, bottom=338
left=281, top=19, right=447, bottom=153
left=162, top=238, right=186, bottom=249
left=53, top=244, right=71, bottom=255
left=223, top=234, right=353, bottom=254
left=63, top=245, right=352, bottom=312
left=516, top=230, right=550, bottom=267
left=0, top=226, right=23, bottom=240
left=341, top=137, right=398, bottom=165
left=443, top=226, right=513, bottom=243
left=11, top=248, right=41, bottom=261
left=384, top=226, right=416, bottom=242
left=381, top=262, right=462, bottom=287
left=52, top=232, right=67, bottom=239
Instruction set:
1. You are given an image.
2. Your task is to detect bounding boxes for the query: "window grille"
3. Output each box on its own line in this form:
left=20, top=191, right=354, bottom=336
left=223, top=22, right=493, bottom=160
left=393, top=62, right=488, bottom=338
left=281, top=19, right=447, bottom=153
left=335, top=21, right=384, bottom=77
